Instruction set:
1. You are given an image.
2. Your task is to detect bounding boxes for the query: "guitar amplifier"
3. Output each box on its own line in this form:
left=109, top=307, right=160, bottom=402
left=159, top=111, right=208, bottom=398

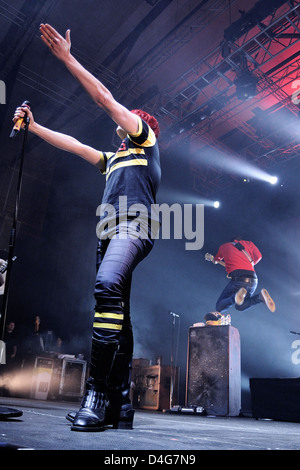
left=186, top=325, right=241, bottom=416
left=131, top=362, right=178, bottom=410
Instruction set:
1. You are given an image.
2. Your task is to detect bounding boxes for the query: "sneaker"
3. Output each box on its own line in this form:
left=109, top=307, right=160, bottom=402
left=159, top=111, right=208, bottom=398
left=260, top=288, right=276, bottom=312
left=235, top=287, right=247, bottom=306
left=204, top=311, right=223, bottom=325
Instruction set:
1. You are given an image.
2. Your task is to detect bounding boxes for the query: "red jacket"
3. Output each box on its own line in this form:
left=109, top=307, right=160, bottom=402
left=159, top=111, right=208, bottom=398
left=214, top=240, right=262, bottom=275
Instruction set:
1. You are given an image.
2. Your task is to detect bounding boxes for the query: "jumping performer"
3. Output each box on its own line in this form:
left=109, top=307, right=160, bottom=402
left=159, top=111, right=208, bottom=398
left=210, top=237, right=275, bottom=314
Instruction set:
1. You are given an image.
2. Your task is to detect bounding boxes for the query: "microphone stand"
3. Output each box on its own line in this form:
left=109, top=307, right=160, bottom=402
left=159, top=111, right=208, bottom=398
left=169, top=311, right=179, bottom=410
left=0, top=116, right=30, bottom=419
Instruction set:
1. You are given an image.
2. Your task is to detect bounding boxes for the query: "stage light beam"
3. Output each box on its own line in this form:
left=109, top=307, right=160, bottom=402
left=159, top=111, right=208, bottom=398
left=192, top=146, right=280, bottom=187
left=269, top=176, right=278, bottom=185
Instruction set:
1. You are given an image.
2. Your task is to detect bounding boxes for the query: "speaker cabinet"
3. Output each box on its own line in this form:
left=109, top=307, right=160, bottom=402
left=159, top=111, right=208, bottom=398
left=186, top=325, right=241, bottom=416
left=250, top=377, right=300, bottom=422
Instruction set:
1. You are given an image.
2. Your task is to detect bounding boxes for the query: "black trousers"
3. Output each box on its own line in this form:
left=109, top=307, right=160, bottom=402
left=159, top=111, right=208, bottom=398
left=93, top=229, right=153, bottom=345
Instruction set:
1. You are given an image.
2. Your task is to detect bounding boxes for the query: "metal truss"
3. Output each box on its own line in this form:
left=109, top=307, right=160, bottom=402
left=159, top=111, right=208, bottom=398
left=145, top=0, right=300, bottom=127
left=118, top=0, right=238, bottom=101
left=142, top=0, right=300, bottom=195
left=1, top=0, right=237, bottom=145
left=0, top=0, right=245, bottom=136
left=2, top=0, right=300, bottom=197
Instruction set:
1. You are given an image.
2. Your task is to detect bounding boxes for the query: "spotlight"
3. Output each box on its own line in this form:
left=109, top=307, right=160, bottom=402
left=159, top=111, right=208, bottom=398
left=214, top=201, right=220, bottom=208
left=269, top=176, right=278, bottom=185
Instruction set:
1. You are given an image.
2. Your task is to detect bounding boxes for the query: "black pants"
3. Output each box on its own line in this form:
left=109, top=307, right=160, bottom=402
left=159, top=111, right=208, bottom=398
left=93, top=229, right=153, bottom=345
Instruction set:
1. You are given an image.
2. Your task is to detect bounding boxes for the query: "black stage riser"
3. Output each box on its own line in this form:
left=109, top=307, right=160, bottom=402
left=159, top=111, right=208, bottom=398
left=250, top=377, right=300, bottom=422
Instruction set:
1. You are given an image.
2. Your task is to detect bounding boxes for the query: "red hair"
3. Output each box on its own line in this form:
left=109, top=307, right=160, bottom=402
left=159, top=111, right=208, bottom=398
left=131, top=109, right=160, bottom=138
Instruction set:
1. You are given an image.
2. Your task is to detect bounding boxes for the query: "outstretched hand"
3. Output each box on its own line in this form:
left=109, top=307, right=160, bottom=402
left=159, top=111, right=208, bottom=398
left=40, top=23, right=71, bottom=61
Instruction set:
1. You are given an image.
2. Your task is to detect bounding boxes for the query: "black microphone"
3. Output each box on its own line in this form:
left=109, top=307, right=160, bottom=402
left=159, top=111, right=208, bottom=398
left=10, top=100, right=31, bottom=138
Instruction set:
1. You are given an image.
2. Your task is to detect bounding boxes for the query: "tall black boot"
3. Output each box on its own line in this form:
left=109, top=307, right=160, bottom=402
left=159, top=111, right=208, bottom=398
left=106, top=353, right=135, bottom=429
left=71, top=338, right=117, bottom=432
left=65, top=357, right=134, bottom=428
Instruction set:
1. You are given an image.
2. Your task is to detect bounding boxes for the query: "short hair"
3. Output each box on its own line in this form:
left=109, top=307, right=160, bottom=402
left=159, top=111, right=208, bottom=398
left=131, top=109, right=160, bottom=138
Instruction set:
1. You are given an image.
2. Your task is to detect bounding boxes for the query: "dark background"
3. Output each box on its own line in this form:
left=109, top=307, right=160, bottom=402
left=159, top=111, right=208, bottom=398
left=1, top=0, right=300, bottom=410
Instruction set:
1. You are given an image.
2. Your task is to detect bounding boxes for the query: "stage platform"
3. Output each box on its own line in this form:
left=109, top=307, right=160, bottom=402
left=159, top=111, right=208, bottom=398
left=0, top=397, right=299, bottom=451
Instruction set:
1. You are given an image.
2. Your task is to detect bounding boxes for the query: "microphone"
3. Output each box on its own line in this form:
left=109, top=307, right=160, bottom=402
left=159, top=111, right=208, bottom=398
left=10, top=100, right=31, bottom=138
left=169, top=311, right=179, bottom=317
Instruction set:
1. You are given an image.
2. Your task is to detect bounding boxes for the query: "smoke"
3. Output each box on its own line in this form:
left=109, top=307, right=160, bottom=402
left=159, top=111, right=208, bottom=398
left=0, top=368, right=33, bottom=397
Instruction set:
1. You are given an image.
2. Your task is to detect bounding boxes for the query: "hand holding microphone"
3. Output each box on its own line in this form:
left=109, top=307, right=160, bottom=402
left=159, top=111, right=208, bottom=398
left=10, top=100, right=32, bottom=138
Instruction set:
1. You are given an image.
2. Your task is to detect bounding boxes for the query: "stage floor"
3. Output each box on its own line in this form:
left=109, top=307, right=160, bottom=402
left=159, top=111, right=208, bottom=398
left=0, top=397, right=299, bottom=451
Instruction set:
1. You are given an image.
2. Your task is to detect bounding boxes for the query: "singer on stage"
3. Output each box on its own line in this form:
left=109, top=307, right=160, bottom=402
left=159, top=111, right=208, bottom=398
left=13, top=23, right=161, bottom=432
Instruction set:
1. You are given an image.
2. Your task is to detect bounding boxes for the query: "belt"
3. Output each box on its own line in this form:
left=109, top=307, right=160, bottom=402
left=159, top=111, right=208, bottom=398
left=230, top=277, right=257, bottom=283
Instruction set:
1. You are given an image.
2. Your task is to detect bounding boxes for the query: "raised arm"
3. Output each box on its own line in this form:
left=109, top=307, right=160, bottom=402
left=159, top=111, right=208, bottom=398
left=13, top=106, right=104, bottom=170
left=39, top=24, right=139, bottom=136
